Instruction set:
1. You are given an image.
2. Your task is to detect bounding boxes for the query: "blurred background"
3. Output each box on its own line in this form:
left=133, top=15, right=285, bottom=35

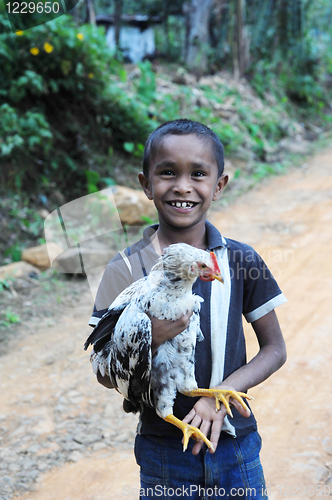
left=1, top=0, right=332, bottom=268
left=1, top=2, right=332, bottom=499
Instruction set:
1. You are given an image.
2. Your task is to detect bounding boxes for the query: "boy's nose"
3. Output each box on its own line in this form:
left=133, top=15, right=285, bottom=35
left=173, top=177, right=192, bottom=194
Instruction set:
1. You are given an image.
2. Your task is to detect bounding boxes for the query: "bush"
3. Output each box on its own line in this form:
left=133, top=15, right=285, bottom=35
left=0, top=13, right=155, bottom=197
left=250, top=37, right=332, bottom=117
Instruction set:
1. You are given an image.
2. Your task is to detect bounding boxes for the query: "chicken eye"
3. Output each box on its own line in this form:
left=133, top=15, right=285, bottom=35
left=200, top=264, right=207, bottom=269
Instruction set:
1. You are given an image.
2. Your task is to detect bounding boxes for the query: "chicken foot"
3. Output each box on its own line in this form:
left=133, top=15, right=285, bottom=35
left=164, top=414, right=215, bottom=452
left=183, top=388, right=253, bottom=417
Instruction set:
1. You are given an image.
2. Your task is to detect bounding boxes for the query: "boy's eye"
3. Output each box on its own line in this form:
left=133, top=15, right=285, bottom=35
left=192, top=171, right=206, bottom=177
left=160, top=170, right=175, bottom=176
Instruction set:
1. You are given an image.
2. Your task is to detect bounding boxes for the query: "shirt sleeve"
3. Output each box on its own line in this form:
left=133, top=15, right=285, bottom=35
left=242, top=247, right=287, bottom=323
left=88, top=254, right=134, bottom=327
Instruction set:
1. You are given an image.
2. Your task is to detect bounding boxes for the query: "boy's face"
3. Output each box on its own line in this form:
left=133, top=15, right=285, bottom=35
left=139, top=134, right=228, bottom=231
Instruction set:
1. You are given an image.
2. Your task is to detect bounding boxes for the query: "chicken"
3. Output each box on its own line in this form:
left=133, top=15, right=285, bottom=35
left=84, top=243, right=251, bottom=451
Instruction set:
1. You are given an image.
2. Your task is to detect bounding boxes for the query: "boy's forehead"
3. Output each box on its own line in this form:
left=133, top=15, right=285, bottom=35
left=152, top=133, right=216, bottom=165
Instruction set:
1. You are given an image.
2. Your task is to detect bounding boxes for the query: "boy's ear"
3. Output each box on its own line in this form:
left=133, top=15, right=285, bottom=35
left=138, top=172, right=153, bottom=200
left=212, top=174, right=228, bottom=201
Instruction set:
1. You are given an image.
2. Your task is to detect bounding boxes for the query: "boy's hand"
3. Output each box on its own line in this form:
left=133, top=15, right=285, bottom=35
left=182, top=385, right=251, bottom=455
left=150, top=310, right=193, bottom=355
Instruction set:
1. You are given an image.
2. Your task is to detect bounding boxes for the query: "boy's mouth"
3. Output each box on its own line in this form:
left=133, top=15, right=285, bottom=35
left=166, top=201, right=199, bottom=210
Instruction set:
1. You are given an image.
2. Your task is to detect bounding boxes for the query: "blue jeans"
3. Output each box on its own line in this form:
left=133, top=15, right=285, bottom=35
left=134, top=431, right=268, bottom=500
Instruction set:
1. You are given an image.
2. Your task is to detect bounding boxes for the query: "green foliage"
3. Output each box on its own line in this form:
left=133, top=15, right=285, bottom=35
left=85, top=170, right=100, bottom=194
left=210, top=122, right=244, bottom=156
left=246, top=0, right=332, bottom=113
left=123, top=142, right=144, bottom=157
left=0, top=310, right=21, bottom=328
left=0, top=279, right=12, bottom=293
left=0, top=195, right=45, bottom=266
left=154, top=16, right=186, bottom=62
left=251, top=161, right=286, bottom=182
left=0, top=12, right=155, bottom=197
left=4, top=244, right=22, bottom=262
left=136, top=61, right=156, bottom=104
left=0, top=104, right=53, bottom=178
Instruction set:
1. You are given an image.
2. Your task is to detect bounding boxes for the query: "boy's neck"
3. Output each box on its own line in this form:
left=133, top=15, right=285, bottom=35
left=152, top=219, right=208, bottom=254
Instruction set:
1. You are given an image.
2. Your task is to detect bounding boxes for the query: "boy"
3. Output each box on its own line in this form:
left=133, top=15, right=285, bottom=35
left=89, top=119, right=287, bottom=499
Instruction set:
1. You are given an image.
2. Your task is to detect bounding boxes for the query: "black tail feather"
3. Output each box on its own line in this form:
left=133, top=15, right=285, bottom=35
left=123, top=399, right=139, bottom=414
left=84, top=307, right=124, bottom=351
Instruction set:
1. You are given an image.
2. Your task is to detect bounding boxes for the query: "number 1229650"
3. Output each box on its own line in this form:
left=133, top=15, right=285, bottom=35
left=6, top=2, right=60, bottom=14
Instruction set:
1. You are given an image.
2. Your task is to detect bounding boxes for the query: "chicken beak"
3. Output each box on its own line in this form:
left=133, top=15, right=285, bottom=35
left=210, top=252, right=224, bottom=283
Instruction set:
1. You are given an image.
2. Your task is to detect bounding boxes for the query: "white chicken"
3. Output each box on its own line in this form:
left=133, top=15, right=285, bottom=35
left=84, top=243, right=251, bottom=451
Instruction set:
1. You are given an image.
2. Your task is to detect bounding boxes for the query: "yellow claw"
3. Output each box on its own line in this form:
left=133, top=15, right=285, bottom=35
left=164, top=414, right=214, bottom=452
left=184, top=388, right=253, bottom=417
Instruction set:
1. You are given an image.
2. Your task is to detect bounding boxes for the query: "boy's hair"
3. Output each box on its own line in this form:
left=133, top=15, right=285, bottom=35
left=142, top=119, right=224, bottom=178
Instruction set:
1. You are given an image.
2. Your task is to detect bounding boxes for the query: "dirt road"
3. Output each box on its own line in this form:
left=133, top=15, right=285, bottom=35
left=1, top=147, right=332, bottom=500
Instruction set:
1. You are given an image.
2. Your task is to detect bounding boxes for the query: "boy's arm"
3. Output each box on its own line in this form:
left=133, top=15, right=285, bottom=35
left=183, top=309, right=286, bottom=455
left=220, top=309, right=287, bottom=391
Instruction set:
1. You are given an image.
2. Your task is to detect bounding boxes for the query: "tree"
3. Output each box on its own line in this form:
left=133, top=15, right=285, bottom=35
left=114, top=0, right=124, bottom=47
left=86, top=0, right=96, bottom=25
left=233, top=0, right=250, bottom=78
left=184, top=0, right=215, bottom=74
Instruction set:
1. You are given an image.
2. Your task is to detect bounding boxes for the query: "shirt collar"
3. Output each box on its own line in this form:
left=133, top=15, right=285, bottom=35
left=142, top=221, right=226, bottom=252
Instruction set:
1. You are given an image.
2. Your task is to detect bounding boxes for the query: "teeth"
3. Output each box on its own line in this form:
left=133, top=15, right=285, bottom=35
left=171, top=202, right=194, bottom=208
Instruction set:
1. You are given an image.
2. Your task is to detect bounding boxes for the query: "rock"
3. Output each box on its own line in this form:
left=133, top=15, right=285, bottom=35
left=53, top=244, right=115, bottom=274
left=156, top=77, right=173, bottom=89
left=49, top=190, right=66, bottom=206
left=63, top=441, right=83, bottom=452
left=38, top=208, right=50, bottom=220
left=0, top=261, right=40, bottom=282
left=68, top=450, right=84, bottom=462
left=114, top=432, right=131, bottom=443
left=212, top=75, right=227, bottom=86
left=216, top=108, right=235, bottom=119
left=196, top=95, right=210, bottom=108
left=92, top=442, right=107, bottom=451
left=22, top=243, right=64, bottom=270
left=172, top=68, right=196, bottom=86
left=279, top=138, right=310, bottom=155
left=25, top=470, right=39, bottom=480
left=212, top=101, right=237, bottom=119
left=8, top=463, right=20, bottom=472
left=198, top=76, right=217, bottom=89
left=112, top=186, right=157, bottom=226
left=304, top=123, right=323, bottom=141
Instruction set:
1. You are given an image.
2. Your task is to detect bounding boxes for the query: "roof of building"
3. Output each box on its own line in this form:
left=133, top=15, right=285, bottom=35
left=96, top=14, right=162, bottom=29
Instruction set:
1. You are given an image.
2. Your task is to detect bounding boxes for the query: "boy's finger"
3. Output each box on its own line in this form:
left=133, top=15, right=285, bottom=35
left=182, top=408, right=196, bottom=424
left=191, top=420, right=211, bottom=455
left=209, top=419, right=223, bottom=453
left=230, top=398, right=251, bottom=417
left=192, top=440, right=204, bottom=455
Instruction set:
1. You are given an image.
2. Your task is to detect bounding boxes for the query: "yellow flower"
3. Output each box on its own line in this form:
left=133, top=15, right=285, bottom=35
left=88, top=73, right=94, bottom=79
left=15, top=31, right=24, bottom=36
left=30, top=47, right=39, bottom=56
left=77, top=33, right=84, bottom=41
left=44, top=42, right=53, bottom=53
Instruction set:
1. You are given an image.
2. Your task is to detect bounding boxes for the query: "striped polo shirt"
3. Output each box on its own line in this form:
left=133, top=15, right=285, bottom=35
left=89, top=221, right=287, bottom=439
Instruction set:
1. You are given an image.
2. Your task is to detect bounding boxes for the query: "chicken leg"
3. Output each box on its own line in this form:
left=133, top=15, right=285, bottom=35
left=164, top=414, right=215, bottom=452
left=184, top=388, right=253, bottom=417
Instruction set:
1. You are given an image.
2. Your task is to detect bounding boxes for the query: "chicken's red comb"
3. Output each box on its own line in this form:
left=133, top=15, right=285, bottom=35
left=210, top=251, right=221, bottom=274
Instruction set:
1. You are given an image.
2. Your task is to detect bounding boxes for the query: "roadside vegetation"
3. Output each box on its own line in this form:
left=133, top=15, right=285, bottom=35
left=1, top=0, right=332, bottom=268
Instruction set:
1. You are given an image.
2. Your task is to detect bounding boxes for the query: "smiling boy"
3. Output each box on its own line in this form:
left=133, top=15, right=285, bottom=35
left=90, top=119, right=287, bottom=499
